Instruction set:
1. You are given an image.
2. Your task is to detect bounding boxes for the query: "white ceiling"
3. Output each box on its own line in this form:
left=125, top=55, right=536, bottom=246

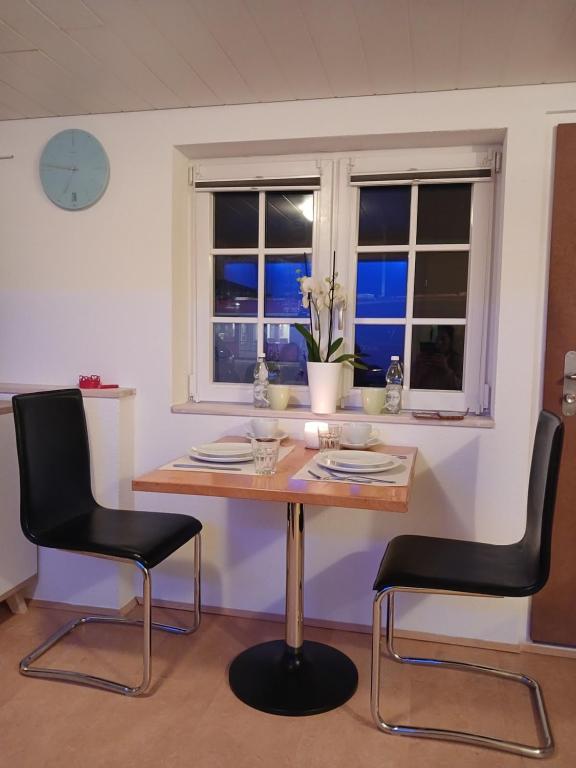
left=0, top=0, right=575, bottom=122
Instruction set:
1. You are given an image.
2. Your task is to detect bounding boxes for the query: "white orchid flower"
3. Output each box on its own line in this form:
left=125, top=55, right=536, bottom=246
left=298, top=276, right=317, bottom=296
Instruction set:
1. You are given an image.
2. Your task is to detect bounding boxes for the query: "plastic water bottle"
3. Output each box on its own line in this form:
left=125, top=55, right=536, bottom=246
left=384, top=355, right=403, bottom=414
left=253, top=354, right=270, bottom=408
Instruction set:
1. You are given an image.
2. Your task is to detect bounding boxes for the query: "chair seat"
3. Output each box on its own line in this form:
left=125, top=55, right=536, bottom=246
left=373, top=534, right=540, bottom=598
left=38, top=506, right=202, bottom=570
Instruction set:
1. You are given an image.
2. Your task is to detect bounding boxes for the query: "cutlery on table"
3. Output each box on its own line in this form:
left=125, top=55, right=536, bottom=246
left=308, top=469, right=373, bottom=484
left=325, top=468, right=396, bottom=484
left=173, top=463, right=243, bottom=471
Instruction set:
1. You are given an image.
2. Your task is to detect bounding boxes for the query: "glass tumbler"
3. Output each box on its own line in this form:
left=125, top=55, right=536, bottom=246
left=317, top=423, right=342, bottom=452
left=251, top=437, right=281, bottom=475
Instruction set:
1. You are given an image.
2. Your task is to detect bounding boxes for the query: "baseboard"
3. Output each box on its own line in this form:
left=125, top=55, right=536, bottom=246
left=137, top=597, right=523, bottom=655
left=28, top=596, right=138, bottom=617
left=29, top=595, right=576, bottom=659
left=519, top=641, right=576, bottom=659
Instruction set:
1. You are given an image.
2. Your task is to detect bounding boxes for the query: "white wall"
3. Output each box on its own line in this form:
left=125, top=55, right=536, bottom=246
left=1, top=83, right=574, bottom=644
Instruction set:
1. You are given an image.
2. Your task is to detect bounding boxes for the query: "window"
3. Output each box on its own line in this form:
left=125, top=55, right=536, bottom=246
left=192, top=150, right=495, bottom=413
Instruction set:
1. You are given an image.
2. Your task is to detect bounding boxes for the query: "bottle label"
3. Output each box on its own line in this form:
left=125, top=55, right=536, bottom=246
left=384, top=386, right=401, bottom=413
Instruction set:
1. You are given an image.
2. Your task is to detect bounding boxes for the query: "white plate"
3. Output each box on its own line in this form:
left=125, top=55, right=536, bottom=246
left=189, top=449, right=253, bottom=464
left=245, top=430, right=288, bottom=442
left=316, top=451, right=402, bottom=474
left=190, top=443, right=253, bottom=462
left=340, top=435, right=381, bottom=450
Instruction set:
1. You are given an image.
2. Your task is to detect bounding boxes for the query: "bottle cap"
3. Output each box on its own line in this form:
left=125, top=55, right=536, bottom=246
left=391, top=355, right=400, bottom=361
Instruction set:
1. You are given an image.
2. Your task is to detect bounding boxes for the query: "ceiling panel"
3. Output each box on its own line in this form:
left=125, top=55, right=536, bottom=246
left=138, top=0, right=253, bottom=104
left=67, top=26, right=183, bottom=110
left=0, top=19, right=35, bottom=52
left=245, top=0, right=333, bottom=100
left=3, top=49, right=118, bottom=114
left=190, top=0, right=295, bottom=103
left=409, top=0, right=465, bottom=92
left=83, top=0, right=220, bottom=106
left=354, top=0, right=415, bottom=95
left=0, top=0, right=574, bottom=121
left=0, top=50, right=86, bottom=114
left=458, top=0, right=523, bottom=89
left=0, top=76, right=52, bottom=117
left=502, top=0, right=576, bottom=85
left=300, top=0, right=373, bottom=97
left=29, top=0, right=103, bottom=30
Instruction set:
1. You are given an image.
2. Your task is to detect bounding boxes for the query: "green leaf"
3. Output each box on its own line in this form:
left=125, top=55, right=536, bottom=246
left=295, top=323, right=320, bottom=361
left=327, top=336, right=343, bottom=360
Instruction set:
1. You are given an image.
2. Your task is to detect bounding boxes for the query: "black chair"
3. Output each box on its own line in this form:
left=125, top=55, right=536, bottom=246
left=12, top=388, right=202, bottom=696
left=371, top=410, right=564, bottom=758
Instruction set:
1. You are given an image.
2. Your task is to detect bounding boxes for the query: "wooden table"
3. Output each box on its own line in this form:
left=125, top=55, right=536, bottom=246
left=133, top=439, right=417, bottom=717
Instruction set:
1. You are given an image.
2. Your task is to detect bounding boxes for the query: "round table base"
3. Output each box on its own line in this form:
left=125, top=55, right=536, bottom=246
left=228, top=639, right=358, bottom=716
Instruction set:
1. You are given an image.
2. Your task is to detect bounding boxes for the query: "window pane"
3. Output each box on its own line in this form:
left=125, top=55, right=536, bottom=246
left=356, top=252, right=408, bottom=318
left=353, top=324, right=405, bottom=388
left=416, top=184, right=471, bottom=244
left=265, top=192, right=313, bottom=248
left=358, top=186, right=411, bottom=246
left=264, top=324, right=308, bottom=385
left=265, top=254, right=310, bottom=318
left=214, top=192, right=259, bottom=248
left=410, top=324, right=465, bottom=391
left=213, top=323, right=257, bottom=383
left=413, top=251, right=468, bottom=318
left=214, top=255, right=258, bottom=316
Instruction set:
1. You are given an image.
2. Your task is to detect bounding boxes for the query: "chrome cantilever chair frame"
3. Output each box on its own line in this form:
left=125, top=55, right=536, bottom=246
left=20, top=535, right=201, bottom=697
left=371, top=585, right=553, bottom=759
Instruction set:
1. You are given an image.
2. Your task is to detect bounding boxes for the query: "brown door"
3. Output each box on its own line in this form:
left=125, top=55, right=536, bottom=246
left=530, top=123, right=576, bottom=646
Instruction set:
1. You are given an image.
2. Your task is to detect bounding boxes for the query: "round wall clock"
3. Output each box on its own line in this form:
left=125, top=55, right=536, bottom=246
left=39, top=129, right=110, bottom=210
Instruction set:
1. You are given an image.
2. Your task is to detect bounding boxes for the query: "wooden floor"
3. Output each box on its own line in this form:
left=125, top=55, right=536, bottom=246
left=0, top=603, right=575, bottom=768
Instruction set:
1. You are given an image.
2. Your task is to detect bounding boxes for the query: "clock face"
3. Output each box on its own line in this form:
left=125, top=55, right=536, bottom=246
left=39, top=129, right=110, bottom=210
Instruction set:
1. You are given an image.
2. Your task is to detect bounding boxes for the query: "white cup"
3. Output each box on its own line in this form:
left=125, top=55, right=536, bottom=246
left=342, top=422, right=372, bottom=445
left=362, top=387, right=386, bottom=415
left=268, top=385, right=290, bottom=410
left=251, top=417, right=279, bottom=438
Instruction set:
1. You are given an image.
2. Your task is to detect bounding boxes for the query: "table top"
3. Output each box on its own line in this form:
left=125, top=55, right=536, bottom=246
left=132, top=439, right=417, bottom=513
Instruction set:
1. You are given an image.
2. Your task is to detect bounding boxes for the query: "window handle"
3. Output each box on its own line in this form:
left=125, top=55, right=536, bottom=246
left=337, top=304, right=344, bottom=331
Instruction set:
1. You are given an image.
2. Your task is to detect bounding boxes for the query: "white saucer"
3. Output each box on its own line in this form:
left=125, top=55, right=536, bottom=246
left=316, top=451, right=402, bottom=474
left=340, top=435, right=381, bottom=450
left=245, top=430, right=288, bottom=442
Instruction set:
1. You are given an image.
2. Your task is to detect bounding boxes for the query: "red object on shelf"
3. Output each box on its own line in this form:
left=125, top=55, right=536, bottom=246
left=78, top=376, right=119, bottom=389
left=79, top=375, right=101, bottom=389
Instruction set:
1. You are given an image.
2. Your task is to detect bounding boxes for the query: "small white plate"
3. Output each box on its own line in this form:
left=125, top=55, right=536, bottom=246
left=189, top=450, right=253, bottom=464
left=245, top=430, right=288, bottom=442
left=316, top=451, right=402, bottom=474
left=340, top=435, right=381, bottom=450
left=190, top=443, right=253, bottom=463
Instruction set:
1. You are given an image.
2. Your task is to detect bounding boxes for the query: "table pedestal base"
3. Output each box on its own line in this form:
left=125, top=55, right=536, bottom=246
left=228, top=639, right=358, bottom=716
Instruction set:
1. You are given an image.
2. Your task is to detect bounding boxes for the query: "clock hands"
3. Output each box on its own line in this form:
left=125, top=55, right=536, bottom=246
left=42, top=163, right=78, bottom=172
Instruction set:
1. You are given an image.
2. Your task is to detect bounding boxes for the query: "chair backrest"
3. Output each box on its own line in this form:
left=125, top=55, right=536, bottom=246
left=12, top=389, right=95, bottom=542
left=521, top=410, right=564, bottom=590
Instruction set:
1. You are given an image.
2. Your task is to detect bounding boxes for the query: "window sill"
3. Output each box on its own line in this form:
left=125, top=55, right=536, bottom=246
left=171, top=401, right=494, bottom=428
left=0, top=383, right=136, bottom=400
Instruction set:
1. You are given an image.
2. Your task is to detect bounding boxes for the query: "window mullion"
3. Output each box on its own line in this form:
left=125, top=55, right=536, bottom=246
left=257, top=190, right=265, bottom=357
left=404, top=184, right=418, bottom=390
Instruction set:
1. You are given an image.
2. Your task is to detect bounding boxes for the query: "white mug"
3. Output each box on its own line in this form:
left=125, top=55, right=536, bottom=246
left=342, top=422, right=372, bottom=445
left=362, top=387, right=386, bottom=415
left=251, top=417, right=279, bottom=438
left=268, top=385, right=290, bottom=410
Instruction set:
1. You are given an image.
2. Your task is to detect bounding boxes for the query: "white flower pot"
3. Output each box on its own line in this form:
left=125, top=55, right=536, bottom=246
left=307, top=362, right=343, bottom=415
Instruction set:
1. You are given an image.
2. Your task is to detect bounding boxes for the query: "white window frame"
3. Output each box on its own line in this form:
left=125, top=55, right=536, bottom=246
left=191, top=147, right=497, bottom=413
left=335, top=151, right=495, bottom=414
left=193, top=157, right=334, bottom=404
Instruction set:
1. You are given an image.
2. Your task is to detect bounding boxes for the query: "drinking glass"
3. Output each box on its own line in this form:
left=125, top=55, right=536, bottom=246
left=251, top=437, right=281, bottom=475
left=317, top=423, right=342, bottom=453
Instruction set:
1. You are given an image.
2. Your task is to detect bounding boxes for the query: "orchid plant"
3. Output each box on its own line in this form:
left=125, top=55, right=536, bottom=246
left=295, top=253, right=367, bottom=368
